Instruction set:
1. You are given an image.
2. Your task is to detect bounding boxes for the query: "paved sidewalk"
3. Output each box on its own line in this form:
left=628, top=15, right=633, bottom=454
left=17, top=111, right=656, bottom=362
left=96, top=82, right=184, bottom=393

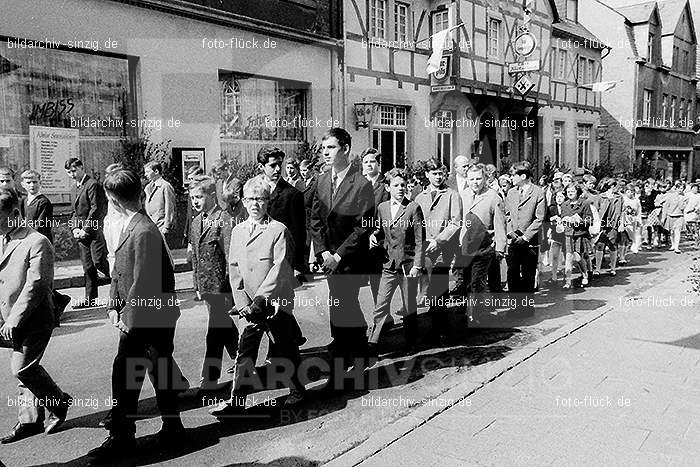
left=352, top=258, right=700, bottom=465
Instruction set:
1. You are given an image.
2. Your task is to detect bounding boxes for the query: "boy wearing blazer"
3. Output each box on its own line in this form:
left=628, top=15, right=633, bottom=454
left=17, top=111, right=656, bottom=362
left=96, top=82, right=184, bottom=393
left=369, top=169, right=425, bottom=353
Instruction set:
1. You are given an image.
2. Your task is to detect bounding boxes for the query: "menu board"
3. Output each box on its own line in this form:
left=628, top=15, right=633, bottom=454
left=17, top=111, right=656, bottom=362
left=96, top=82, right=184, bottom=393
left=29, top=125, right=79, bottom=203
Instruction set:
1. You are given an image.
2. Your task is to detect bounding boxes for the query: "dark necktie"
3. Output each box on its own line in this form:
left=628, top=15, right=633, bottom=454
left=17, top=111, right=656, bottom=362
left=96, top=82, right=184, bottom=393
left=331, top=173, right=338, bottom=200
left=431, top=190, right=437, bottom=202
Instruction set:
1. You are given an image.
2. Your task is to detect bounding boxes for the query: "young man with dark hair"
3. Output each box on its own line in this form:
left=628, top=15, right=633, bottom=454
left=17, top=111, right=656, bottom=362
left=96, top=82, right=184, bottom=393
left=144, top=160, right=177, bottom=238
left=64, top=157, right=110, bottom=308
left=504, top=161, right=545, bottom=316
left=0, top=188, right=71, bottom=444
left=310, top=128, right=375, bottom=387
left=414, top=158, right=463, bottom=342
left=88, top=169, right=185, bottom=461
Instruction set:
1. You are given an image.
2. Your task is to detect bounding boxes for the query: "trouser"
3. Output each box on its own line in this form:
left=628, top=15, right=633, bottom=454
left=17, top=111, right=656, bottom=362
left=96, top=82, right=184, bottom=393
left=327, top=273, right=368, bottom=361
left=201, top=294, right=239, bottom=384
left=368, top=268, right=418, bottom=345
left=11, top=331, right=64, bottom=425
left=506, top=243, right=537, bottom=313
left=487, top=254, right=503, bottom=292
left=78, top=231, right=110, bottom=301
left=452, top=250, right=467, bottom=295
left=229, top=312, right=303, bottom=396
left=425, top=264, right=451, bottom=334
left=367, top=248, right=384, bottom=305
left=464, top=252, right=493, bottom=319
left=110, top=328, right=181, bottom=437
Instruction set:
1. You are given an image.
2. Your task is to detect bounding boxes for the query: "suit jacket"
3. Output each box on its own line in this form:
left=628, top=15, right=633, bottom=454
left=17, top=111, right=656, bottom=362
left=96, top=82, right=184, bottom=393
left=504, top=183, right=546, bottom=245
left=299, top=176, right=317, bottom=229
left=110, top=210, right=180, bottom=330
left=414, top=185, right=463, bottom=265
left=0, top=226, right=55, bottom=337
left=446, top=174, right=468, bottom=195
left=21, top=194, right=53, bottom=243
left=225, top=200, right=249, bottom=227
left=460, top=187, right=507, bottom=254
left=144, top=177, right=177, bottom=231
left=268, top=178, right=306, bottom=271
left=310, top=164, right=375, bottom=273
left=71, top=174, right=107, bottom=236
left=594, top=193, right=623, bottom=230
left=369, top=174, right=390, bottom=214
left=229, top=217, right=295, bottom=314
left=191, top=206, right=233, bottom=294
left=374, top=198, right=425, bottom=270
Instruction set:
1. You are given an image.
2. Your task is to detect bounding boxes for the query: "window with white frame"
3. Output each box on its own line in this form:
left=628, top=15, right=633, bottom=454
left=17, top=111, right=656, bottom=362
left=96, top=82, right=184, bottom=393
left=370, top=0, right=387, bottom=39
left=553, top=122, right=564, bottom=167
left=643, top=90, right=652, bottom=123
left=488, top=18, right=501, bottom=58
left=576, top=124, right=591, bottom=168
left=432, top=9, right=451, bottom=51
left=394, top=2, right=409, bottom=43
left=558, top=49, right=567, bottom=80
left=671, top=96, right=677, bottom=127
left=373, top=104, right=407, bottom=171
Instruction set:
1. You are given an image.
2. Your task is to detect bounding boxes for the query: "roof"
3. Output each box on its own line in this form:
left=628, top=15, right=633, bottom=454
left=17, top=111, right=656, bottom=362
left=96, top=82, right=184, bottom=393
left=615, top=1, right=658, bottom=23
left=552, top=20, right=610, bottom=49
left=657, top=0, right=690, bottom=35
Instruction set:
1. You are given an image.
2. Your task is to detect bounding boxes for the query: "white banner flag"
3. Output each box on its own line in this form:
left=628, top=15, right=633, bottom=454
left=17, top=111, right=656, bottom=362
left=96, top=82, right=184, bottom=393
left=427, top=29, right=450, bottom=74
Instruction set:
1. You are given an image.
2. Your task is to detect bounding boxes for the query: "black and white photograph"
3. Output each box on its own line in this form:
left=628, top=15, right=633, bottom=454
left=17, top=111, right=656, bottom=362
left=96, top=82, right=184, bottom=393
left=1, top=0, right=700, bottom=465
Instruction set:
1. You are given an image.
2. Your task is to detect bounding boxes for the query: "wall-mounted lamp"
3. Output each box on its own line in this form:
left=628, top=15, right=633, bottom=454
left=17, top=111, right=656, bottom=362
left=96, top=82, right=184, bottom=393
left=500, top=140, right=512, bottom=156
left=597, top=125, right=607, bottom=140
left=354, top=102, right=374, bottom=130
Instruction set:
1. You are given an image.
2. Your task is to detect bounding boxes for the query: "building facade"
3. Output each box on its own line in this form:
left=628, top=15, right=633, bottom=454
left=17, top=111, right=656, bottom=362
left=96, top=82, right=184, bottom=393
left=343, top=0, right=561, bottom=174
left=0, top=0, right=342, bottom=202
left=580, top=0, right=697, bottom=180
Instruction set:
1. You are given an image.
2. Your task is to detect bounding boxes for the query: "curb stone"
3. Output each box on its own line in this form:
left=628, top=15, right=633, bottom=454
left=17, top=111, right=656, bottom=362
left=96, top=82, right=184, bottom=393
left=326, top=253, right=697, bottom=467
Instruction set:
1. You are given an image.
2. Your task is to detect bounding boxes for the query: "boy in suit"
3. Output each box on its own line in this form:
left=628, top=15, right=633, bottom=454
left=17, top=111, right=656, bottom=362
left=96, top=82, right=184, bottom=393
left=20, top=170, right=71, bottom=315
left=88, top=169, right=184, bottom=461
left=504, top=162, right=546, bottom=316
left=0, top=188, right=71, bottom=444
left=64, top=157, right=110, bottom=308
left=362, top=148, right=390, bottom=306
left=189, top=176, right=238, bottom=390
left=414, top=158, right=463, bottom=343
left=210, top=176, right=305, bottom=417
left=368, top=169, right=425, bottom=354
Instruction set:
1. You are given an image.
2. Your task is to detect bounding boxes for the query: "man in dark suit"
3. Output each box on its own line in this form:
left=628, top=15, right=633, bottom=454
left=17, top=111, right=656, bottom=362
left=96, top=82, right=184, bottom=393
left=65, top=157, right=110, bottom=308
left=445, top=155, right=471, bottom=298
left=189, top=176, right=237, bottom=390
left=20, top=170, right=72, bottom=315
left=259, top=147, right=307, bottom=277
left=88, top=169, right=184, bottom=461
left=362, top=148, right=390, bottom=305
left=0, top=188, right=71, bottom=444
left=299, top=159, right=317, bottom=271
left=504, top=161, right=546, bottom=316
left=311, top=128, right=375, bottom=386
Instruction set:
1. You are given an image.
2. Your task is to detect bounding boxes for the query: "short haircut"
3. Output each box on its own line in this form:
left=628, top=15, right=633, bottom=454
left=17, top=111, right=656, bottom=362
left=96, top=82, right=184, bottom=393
left=286, top=159, right=299, bottom=170
left=243, top=175, right=271, bottom=199
left=361, top=148, right=380, bottom=162
left=187, top=165, right=204, bottom=177
left=103, top=169, right=142, bottom=203
left=144, top=160, right=163, bottom=173
left=511, top=161, right=532, bottom=179
left=425, top=157, right=446, bottom=172
left=222, top=176, right=243, bottom=204
left=0, top=188, right=19, bottom=213
left=105, top=163, right=123, bottom=175
left=299, top=159, right=312, bottom=170
left=323, top=127, right=352, bottom=149
left=484, top=164, right=497, bottom=176
left=601, top=179, right=618, bottom=192
left=257, top=146, right=286, bottom=165
left=21, top=169, right=41, bottom=180
left=624, top=183, right=635, bottom=192
left=582, top=174, right=597, bottom=184
left=467, top=163, right=486, bottom=176
left=498, top=174, right=511, bottom=184
left=384, top=168, right=408, bottom=184
left=0, top=167, right=15, bottom=177
left=64, top=157, right=83, bottom=170
left=189, top=175, right=217, bottom=196
left=566, top=183, right=584, bottom=198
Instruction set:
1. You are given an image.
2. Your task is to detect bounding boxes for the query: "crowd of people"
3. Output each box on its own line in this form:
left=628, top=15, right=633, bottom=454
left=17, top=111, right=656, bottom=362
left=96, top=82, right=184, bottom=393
left=1, top=126, right=699, bottom=462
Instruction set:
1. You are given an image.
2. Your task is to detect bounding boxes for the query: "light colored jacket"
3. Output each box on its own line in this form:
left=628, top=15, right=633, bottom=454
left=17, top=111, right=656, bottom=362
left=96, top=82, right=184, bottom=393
left=0, top=226, right=55, bottom=335
left=144, top=177, right=176, bottom=231
left=460, top=186, right=507, bottom=253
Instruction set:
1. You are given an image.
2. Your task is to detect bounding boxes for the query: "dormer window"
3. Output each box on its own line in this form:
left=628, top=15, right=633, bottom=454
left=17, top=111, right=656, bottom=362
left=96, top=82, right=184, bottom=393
left=566, top=0, right=578, bottom=22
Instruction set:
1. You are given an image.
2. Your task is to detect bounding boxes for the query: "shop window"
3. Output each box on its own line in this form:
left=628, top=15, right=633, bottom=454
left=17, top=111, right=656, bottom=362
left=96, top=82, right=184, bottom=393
left=372, top=104, right=407, bottom=171
left=219, top=72, right=306, bottom=141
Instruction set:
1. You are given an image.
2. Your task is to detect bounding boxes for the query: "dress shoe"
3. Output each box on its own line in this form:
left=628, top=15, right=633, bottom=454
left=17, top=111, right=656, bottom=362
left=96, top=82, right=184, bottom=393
left=98, top=410, right=112, bottom=430
left=284, top=388, right=306, bottom=406
left=1, top=422, right=43, bottom=444
left=45, top=392, right=72, bottom=434
left=87, top=435, right=136, bottom=461
left=54, top=292, right=72, bottom=315
left=209, top=395, right=247, bottom=418
left=154, top=419, right=186, bottom=444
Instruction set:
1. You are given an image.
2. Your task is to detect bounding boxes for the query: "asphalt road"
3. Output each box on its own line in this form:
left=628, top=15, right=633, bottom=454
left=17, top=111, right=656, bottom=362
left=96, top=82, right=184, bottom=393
left=0, top=246, right=692, bottom=466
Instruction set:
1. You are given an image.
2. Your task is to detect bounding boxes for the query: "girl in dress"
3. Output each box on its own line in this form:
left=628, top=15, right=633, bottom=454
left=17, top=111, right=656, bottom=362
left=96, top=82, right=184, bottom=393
left=561, top=184, right=593, bottom=289
left=547, top=190, right=566, bottom=283
left=618, top=184, right=641, bottom=264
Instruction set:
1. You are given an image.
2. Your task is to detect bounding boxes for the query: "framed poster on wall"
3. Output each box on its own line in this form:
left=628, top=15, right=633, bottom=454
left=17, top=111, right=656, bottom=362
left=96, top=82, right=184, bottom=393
left=173, top=147, right=205, bottom=187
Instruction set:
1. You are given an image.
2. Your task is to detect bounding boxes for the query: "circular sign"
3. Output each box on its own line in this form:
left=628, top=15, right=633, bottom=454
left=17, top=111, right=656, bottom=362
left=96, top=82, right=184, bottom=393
left=433, top=57, right=449, bottom=81
left=514, top=32, right=537, bottom=57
